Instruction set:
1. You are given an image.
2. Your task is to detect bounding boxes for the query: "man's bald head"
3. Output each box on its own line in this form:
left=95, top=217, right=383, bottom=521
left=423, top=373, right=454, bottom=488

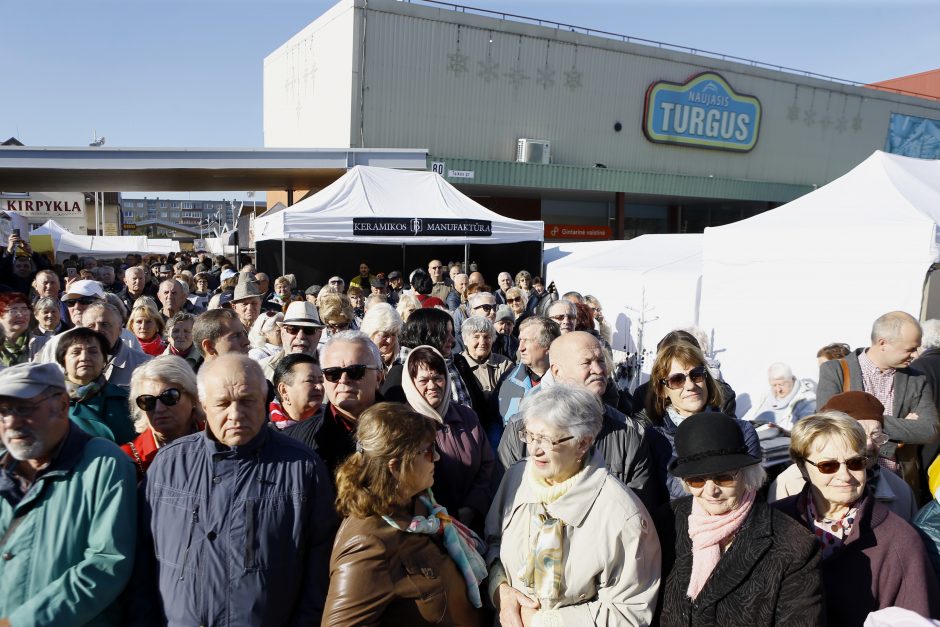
left=549, top=331, right=609, bottom=397
left=198, top=354, right=267, bottom=447
left=870, top=311, right=922, bottom=370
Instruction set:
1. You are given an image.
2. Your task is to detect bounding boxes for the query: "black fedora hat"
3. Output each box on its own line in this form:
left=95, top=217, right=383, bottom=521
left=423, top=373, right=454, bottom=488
left=669, top=412, right=760, bottom=478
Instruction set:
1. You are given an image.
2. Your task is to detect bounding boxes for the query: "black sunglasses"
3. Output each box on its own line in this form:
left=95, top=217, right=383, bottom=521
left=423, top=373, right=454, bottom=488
left=282, top=325, right=320, bottom=336
left=135, top=388, right=182, bottom=411
left=473, top=304, right=497, bottom=313
left=322, top=364, right=379, bottom=383
left=661, top=365, right=708, bottom=390
left=66, top=296, right=98, bottom=307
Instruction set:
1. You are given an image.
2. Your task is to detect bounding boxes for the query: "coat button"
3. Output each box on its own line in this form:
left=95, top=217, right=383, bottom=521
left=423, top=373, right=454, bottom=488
left=213, top=476, right=221, bottom=484
left=1, top=552, right=13, bottom=561
left=207, top=531, right=217, bottom=541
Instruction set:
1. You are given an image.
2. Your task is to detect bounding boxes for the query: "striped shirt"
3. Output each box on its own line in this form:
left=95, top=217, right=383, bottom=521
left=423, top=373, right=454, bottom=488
left=858, top=350, right=895, bottom=416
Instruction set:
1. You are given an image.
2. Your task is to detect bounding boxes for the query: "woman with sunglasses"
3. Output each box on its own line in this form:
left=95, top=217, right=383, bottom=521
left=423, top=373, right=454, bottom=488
left=486, top=384, right=660, bottom=626
left=55, top=327, right=136, bottom=445
left=123, top=355, right=204, bottom=480
left=401, top=345, right=493, bottom=533
left=643, top=342, right=760, bottom=499
left=774, top=412, right=940, bottom=624
left=323, top=402, right=486, bottom=625
left=504, top=286, right=527, bottom=318
left=656, top=411, right=824, bottom=626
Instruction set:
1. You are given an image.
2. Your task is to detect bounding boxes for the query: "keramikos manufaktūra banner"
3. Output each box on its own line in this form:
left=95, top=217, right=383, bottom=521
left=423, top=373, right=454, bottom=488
left=643, top=72, right=761, bottom=152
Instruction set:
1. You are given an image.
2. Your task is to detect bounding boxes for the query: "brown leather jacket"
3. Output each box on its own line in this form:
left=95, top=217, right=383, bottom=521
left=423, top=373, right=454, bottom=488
left=322, top=511, right=483, bottom=626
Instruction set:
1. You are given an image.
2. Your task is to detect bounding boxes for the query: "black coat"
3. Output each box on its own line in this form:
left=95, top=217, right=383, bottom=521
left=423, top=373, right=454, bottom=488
left=912, top=348, right=940, bottom=474
left=655, top=496, right=824, bottom=627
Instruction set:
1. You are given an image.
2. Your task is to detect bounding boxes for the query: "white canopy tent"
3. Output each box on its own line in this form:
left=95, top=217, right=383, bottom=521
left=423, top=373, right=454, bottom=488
left=546, top=234, right=703, bottom=368
left=254, top=165, right=544, bottom=283
left=31, top=219, right=179, bottom=258
left=699, top=151, right=940, bottom=415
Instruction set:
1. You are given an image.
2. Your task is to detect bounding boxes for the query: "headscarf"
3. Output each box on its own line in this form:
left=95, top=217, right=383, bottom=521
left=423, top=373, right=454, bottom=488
left=402, top=345, right=450, bottom=423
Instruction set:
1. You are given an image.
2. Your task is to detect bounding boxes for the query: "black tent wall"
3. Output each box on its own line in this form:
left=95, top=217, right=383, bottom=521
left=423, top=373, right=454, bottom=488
left=256, top=240, right=543, bottom=289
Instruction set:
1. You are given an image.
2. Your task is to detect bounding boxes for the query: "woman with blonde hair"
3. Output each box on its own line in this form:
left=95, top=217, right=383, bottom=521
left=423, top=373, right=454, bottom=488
left=269, top=274, right=296, bottom=310
left=323, top=402, right=486, bottom=625
left=360, top=302, right=404, bottom=372
left=396, top=293, right=421, bottom=322
left=127, top=304, right=166, bottom=356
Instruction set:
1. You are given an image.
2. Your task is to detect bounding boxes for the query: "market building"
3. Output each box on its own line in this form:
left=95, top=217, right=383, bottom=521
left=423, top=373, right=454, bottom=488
left=264, top=0, right=940, bottom=241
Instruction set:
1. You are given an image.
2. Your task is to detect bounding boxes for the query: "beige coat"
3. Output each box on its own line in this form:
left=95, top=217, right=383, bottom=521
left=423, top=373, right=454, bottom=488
left=460, top=350, right=513, bottom=398
left=484, top=452, right=661, bottom=626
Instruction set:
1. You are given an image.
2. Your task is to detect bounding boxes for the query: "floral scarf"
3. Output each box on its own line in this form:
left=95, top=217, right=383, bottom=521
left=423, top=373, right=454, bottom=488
left=0, top=334, right=29, bottom=367
left=65, top=375, right=107, bottom=403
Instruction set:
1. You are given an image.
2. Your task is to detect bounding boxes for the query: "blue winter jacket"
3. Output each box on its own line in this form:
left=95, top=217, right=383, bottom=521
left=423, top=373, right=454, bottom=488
left=137, top=427, right=337, bottom=626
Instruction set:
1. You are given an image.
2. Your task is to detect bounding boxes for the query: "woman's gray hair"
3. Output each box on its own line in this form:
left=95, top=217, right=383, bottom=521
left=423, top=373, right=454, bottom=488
left=520, top=384, right=603, bottom=443
left=360, top=303, right=403, bottom=337
left=323, top=330, right=383, bottom=369
left=680, top=463, right=767, bottom=494
left=461, top=315, right=495, bottom=343
left=128, top=354, right=201, bottom=433
left=33, top=296, right=59, bottom=312
left=922, top=319, right=940, bottom=350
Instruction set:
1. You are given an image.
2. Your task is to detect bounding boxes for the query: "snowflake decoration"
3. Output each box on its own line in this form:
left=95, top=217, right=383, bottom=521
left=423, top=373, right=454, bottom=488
left=503, top=66, right=530, bottom=89
left=564, top=68, right=582, bottom=91
left=803, top=109, right=816, bottom=127
left=835, top=116, right=848, bottom=133
left=536, top=67, right=555, bottom=90
left=478, top=59, right=499, bottom=83
left=852, top=115, right=863, bottom=132
left=787, top=103, right=801, bottom=122
left=820, top=115, right=832, bottom=131
left=447, top=51, right=469, bottom=75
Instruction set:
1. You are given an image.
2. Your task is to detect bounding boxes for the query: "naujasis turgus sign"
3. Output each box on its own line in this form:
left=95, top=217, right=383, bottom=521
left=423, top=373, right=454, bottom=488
left=643, top=72, right=761, bottom=152
left=353, top=218, right=492, bottom=237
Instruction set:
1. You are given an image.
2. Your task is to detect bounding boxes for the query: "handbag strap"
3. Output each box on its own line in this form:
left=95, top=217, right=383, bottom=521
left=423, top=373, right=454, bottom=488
left=839, top=359, right=851, bottom=393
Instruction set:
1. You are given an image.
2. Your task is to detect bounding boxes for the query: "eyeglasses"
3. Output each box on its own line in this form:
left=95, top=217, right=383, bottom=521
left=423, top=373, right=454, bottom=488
left=321, top=364, right=379, bottom=383
left=135, top=388, right=182, bottom=411
left=549, top=314, right=575, bottom=322
left=326, top=321, right=350, bottom=332
left=473, top=304, right=497, bottom=313
left=417, top=443, right=436, bottom=462
left=0, top=391, right=62, bottom=420
left=328, top=279, right=343, bottom=285
left=685, top=472, right=738, bottom=489
left=869, top=431, right=890, bottom=447
left=282, top=325, right=320, bottom=336
left=517, top=429, right=575, bottom=451
left=506, top=297, right=522, bottom=304
left=66, top=296, right=98, bottom=307
left=804, top=456, right=868, bottom=474
left=660, top=365, right=708, bottom=390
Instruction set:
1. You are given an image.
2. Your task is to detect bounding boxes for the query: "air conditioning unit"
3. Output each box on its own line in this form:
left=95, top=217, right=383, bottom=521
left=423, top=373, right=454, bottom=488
left=516, top=138, right=551, bottom=164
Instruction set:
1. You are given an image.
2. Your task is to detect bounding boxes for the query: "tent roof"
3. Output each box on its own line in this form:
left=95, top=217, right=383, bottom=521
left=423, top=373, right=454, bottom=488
left=255, top=165, right=543, bottom=244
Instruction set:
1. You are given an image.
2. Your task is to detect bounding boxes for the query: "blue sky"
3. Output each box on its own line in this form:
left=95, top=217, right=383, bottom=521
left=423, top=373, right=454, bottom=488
left=2, top=0, right=938, bottom=196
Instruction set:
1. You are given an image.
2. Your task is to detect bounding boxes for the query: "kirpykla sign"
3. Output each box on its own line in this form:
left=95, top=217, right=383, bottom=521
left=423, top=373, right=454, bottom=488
left=1, top=192, right=87, bottom=234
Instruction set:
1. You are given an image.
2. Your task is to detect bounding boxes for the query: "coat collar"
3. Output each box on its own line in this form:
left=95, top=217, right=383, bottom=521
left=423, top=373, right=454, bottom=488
left=202, top=422, right=270, bottom=459
left=514, top=451, right=608, bottom=528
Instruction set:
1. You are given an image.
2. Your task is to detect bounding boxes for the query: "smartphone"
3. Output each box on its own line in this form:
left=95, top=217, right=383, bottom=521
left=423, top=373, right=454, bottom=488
left=67, top=267, right=78, bottom=279
left=12, top=229, right=19, bottom=237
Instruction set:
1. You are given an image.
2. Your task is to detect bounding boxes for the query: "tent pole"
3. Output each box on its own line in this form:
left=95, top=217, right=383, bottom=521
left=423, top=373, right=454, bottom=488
left=281, top=239, right=286, bottom=277
left=401, top=244, right=406, bottom=278
left=463, top=243, right=468, bottom=273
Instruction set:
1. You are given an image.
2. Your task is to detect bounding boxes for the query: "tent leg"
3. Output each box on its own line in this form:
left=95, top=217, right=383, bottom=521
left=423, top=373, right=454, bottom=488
left=281, top=239, right=286, bottom=277
left=401, top=244, right=406, bottom=277
left=463, top=244, right=468, bottom=273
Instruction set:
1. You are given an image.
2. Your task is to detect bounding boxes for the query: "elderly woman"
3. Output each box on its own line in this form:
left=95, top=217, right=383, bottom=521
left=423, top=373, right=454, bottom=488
left=458, top=315, right=513, bottom=450
left=514, top=270, right=533, bottom=297
left=127, top=304, right=166, bottom=356
left=504, top=286, right=527, bottom=318
left=56, top=327, right=135, bottom=444
left=775, top=412, right=940, bottom=624
left=269, top=274, right=295, bottom=310
left=318, top=293, right=357, bottom=350
left=656, top=411, right=824, bottom=626
left=28, top=295, right=68, bottom=360
left=163, top=312, right=201, bottom=370
left=248, top=310, right=284, bottom=360
left=270, top=353, right=324, bottom=430
left=347, top=285, right=365, bottom=319
left=323, top=403, right=486, bottom=625
left=486, top=384, right=661, bottom=626
left=396, top=293, right=421, bottom=322
left=642, top=341, right=760, bottom=499
left=0, top=292, right=33, bottom=366
left=402, top=345, right=494, bottom=530
left=360, top=302, right=403, bottom=372
left=123, top=354, right=204, bottom=479
left=744, top=361, right=816, bottom=431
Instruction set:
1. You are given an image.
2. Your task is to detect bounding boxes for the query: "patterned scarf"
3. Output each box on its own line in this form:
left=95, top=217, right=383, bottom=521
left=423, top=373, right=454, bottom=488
left=687, top=489, right=756, bottom=600
left=0, top=334, right=29, bottom=367
left=268, top=399, right=298, bottom=430
left=382, top=490, right=488, bottom=608
left=65, top=375, right=107, bottom=403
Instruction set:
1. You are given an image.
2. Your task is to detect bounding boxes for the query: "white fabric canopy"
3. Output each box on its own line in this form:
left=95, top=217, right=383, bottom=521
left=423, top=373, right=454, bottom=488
left=699, top=150, right=940, bottom=415
left=255, top=165, right=543, bottom=244
left=31, top=219, right=179, bottom=257
left=546, top=234, right=703, bottom=362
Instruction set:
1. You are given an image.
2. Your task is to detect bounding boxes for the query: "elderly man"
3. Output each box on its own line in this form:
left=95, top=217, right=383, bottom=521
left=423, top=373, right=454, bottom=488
left=60, top=278, right=106, bottom=326
left=31, top=269, right=60, bottom=302
left=428, top=259, right=456, bottom=304
left=80, top=302, right=151, bottom=388
left=261, top=301, right=324, bottom=382
left=495, top=316, right=559, bottom=425
left=193, top=309, right=251, bottom=365
left=818, top=310, right=940, bottom=493
left=284, top=331, right=383, bottom=477
left=117, top=266, right=154, bottom=314
left=326, top=276, right=345, bottom=293
left=97, top=265, right=120, bottom=293
left=497, top=330, right=663, bottom=511
left=137, top=355, right=336, bottom=625
left=157, top=279, right=204, bottom=322
left=744, top=362, right=816, bottom=431
left=494, top=271, right=513, bottom=305
left=546, top=299, right=577, bottom=334
left=0, top=363, right=137, bottom=625
left=230, top=274, right=262, bottom=331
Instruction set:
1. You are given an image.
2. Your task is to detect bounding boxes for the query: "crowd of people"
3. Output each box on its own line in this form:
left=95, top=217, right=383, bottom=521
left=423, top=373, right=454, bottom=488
left=1, top=231, right=940, bottom=626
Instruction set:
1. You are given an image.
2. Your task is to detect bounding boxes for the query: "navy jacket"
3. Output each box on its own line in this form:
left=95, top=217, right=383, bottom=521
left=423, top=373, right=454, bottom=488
left=136, top=427, right=337, bottom=626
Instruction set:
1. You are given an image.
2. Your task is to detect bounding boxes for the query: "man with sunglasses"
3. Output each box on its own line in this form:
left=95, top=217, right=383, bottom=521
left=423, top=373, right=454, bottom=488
left=496, top=331, right=665, bottom=512
left=137, top=355, right=336, bottom=625
left=60, top=279, right=105, bottom=326
left=0, top=363, right=137, bottom=625
left=284, top=331, right=384, bottom=478
left=260, top=302, right=324, bottom=383
left=546, top=300, right=577, bottom=334
left=817, top=311, right=940, bottom=497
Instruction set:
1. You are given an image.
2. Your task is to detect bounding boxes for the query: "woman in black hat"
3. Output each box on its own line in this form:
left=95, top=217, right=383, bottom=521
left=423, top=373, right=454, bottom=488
left=655, top=411, right=824, bottom=626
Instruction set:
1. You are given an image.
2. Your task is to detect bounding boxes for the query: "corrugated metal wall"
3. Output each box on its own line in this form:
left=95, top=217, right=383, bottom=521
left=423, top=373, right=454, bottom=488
left=354, top=0, right=940, bottom=188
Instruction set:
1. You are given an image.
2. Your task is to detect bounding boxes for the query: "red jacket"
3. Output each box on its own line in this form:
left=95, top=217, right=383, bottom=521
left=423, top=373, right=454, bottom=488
left=120, top=428, right=160, bottom=481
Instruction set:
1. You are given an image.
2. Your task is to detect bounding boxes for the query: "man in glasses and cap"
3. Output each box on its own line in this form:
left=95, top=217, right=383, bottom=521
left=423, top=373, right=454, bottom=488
left=0, top=363, right=137, bottom=624
left=260, top=301, right=324, bottom=382
left=284, top=330, right=384, bottom=479
left=60, top=278, right=106, bottom=326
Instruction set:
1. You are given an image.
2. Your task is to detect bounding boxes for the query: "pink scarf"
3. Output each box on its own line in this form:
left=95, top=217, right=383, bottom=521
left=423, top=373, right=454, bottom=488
left=686, top=489, right=756, bottom=599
